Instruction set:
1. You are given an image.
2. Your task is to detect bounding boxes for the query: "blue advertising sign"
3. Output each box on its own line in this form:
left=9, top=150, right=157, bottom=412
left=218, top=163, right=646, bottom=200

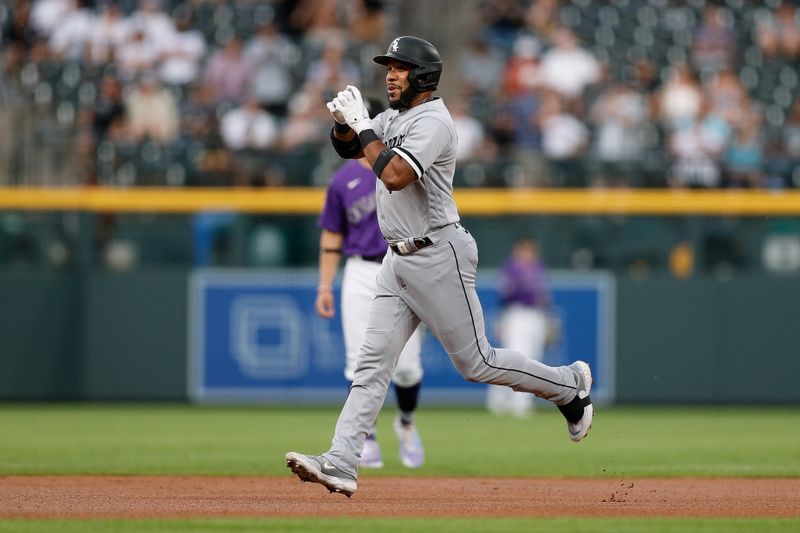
left=188, top=269, right=615, bottom=405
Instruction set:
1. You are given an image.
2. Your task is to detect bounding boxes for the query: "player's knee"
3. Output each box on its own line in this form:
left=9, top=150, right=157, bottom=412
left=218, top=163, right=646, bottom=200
left=450, top=354, right=485, bottom=383
left=448, top=345, right=496, bottom=383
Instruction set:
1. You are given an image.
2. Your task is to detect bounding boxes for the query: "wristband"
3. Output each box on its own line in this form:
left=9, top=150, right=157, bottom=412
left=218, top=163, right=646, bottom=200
left=358, top=129, right=380, bottom=147
left=321, top=247, right=343, bottom=254
left=334, top=122, right=351, bottom=134
left=317, top=284, right=333, bottom=293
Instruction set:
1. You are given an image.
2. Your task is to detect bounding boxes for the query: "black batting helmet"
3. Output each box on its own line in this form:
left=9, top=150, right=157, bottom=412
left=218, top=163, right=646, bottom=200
left=373, top=36, right=442, bottom=92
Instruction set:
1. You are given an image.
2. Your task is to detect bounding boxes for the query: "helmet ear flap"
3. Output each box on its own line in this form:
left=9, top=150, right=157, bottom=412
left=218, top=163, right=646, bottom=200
left=409, top=67, right=441, bottom=92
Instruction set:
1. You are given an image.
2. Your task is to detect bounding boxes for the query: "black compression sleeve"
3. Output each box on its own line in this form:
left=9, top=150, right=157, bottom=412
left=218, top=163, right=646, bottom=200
left=330, top=127, right=362, bottom=159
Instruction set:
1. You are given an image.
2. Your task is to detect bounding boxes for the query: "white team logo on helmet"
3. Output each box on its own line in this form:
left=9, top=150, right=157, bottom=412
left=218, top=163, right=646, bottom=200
left=391, top=38, right=400, bottom=52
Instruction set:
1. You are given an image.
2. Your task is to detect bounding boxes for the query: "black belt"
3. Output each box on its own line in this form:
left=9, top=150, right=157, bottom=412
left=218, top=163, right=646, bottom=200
left=359, top=253, right=386, bottom=263
left=389, top=236, right=434, bottom=256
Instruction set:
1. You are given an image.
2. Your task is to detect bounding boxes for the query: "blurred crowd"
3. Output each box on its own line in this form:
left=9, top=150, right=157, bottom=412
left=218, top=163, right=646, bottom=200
left=2, top=0, right=800, bottom=189
left=456, top=0, right=800, bottom=189
left=0, top=0, right=389, bottom=186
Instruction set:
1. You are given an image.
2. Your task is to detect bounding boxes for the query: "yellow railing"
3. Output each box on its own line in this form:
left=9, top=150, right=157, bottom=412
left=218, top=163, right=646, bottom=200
left=2, top=187, right=800, bottom=215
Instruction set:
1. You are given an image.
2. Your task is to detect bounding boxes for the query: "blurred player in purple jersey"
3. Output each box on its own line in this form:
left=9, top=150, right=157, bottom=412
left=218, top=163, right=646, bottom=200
left=487, top=236, right=554, bottom=417
left=315, top=102, right=426, bottom=469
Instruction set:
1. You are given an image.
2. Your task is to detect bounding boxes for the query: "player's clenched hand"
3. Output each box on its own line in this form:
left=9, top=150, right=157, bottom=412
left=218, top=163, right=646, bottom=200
left=333, top=85, right=370, bottom=134
left=326, top=98, right=346, bottom=125
left=315, top=289, right=336, bottom=319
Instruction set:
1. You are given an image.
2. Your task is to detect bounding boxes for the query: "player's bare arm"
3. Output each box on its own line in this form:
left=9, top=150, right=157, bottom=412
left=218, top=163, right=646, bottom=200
left=316, top=230, right=343, bottom=318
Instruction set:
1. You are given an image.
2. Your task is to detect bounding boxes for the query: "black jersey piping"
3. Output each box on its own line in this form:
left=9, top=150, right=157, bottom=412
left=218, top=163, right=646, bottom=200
left=447, top=241, right=576, bottom=391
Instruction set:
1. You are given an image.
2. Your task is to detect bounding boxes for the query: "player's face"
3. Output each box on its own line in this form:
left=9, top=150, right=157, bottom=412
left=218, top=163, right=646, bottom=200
left=385, top=59, right=415, bottom=110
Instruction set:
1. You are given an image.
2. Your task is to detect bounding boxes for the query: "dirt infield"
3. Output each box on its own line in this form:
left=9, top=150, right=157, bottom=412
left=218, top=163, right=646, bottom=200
left=1, top=476, right=798, bottom=519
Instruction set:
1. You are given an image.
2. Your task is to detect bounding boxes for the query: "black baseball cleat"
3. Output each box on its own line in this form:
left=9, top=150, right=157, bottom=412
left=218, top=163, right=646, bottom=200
left=558, top=361, right=594, bottom=442
left=285, top=452, right=358, bottom=497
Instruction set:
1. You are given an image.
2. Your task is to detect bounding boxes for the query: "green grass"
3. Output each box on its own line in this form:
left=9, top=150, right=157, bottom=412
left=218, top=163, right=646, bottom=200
left=0, top=518, right=799, bottom=533
left=0, top=404, right=798, bottom=477
left=2, top=405, right=798, bottom=531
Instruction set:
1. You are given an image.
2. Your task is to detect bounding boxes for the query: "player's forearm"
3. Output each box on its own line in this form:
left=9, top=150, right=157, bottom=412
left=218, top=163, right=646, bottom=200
left=330, top=123, right=365, bottom=159
left=332, top=123, right=357, bottom=143
left=359, top=131, right=416, bottom=191
left=318, top=230, right=344, bottom=289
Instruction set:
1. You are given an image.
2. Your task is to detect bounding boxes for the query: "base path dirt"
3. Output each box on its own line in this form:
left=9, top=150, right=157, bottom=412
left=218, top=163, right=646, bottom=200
left=2, top=476, right=799, bottom=519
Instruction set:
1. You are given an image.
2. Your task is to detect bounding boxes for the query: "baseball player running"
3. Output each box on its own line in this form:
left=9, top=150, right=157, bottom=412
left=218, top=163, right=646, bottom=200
left=316, top=150, right=426, bottom=469
left=286, top=35, right=593, bottom=497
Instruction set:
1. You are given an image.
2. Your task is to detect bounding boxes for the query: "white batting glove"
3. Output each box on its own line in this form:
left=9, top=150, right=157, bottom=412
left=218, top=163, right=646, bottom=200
left=326, top=99, right=347, bottom=125
left=333, top=85, right=371, bottom=134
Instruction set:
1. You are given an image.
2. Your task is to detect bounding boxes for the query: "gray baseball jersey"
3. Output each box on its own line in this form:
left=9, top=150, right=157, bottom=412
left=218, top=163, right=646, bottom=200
left=371, top=98, right=460, bottom=241
left=320, top=96, right=583, bottom=479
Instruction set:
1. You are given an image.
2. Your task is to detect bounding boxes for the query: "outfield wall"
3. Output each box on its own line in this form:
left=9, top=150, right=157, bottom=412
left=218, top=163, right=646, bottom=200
left=1, top=268, right=797, bottom=404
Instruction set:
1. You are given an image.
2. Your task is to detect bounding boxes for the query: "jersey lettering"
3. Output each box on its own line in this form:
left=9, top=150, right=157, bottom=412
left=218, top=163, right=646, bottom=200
left=385, top=134, right=406, bottom=150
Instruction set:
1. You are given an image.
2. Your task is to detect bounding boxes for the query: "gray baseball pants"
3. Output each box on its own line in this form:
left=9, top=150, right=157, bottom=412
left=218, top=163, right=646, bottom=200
left=323, top=223, right=580, bottom=478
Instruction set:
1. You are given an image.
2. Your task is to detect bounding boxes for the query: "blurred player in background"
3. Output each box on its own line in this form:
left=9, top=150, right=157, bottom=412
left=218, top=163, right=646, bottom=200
left=486, top=236, right=555, bottom=418
left=315, top=100, right=425, bottom=469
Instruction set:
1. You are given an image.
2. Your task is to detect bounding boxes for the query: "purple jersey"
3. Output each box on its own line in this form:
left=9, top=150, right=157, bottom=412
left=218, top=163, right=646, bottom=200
left=318, top=160, right=388, bottom=258
left=499, top=258, right=551, bottom=308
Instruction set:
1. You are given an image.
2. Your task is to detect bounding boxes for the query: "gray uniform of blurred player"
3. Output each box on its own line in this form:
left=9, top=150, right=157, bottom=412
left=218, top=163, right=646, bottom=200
left=286, top=36, right=593, bottom=497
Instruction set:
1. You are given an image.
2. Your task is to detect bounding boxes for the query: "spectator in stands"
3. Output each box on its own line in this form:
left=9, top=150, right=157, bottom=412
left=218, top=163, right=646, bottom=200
left=348, top=0, right=387, bottom=45
left=115, top=26, right=160, bottom=82
left=782, top=96, right=800, bottom=164
left=219, top=95, right=278, bottom=152
left=540, top=90, right=589, bottom=187
left=158, top=5, right=206, bottom=87
left=30, top=0, right=74, bottom=39
left=667, top=108, right=723, bottom=189
left=705, top=67, right=749, bottom=129
left=589, top=78, right=648, bottom=187
left=304, top=33, right=360, bottom=90
left=502, top=34, right=542, bottom=97
left=457, top=36, right=506, bottom=99
left=696, top=96, right=733, bottom=162
left=244, top=19, right=299, bottom=116
left=691, top=5, right=736, bottom=76
left=756, top=2, right=800, bottom=61
left=491, top=87, right=548, bottom=186
left=451, top=97, right=486, bottom=163
left=523, top=0, right=560, bottom=45
left=289, top=0, right=348, bottom=50
left=202, top=36, right=251, bottom=105
left=657, top=62, right=703, bottom=131
left=88, top=0, right=127, bottom=66
left=724, top=117, right=765, bottom=188
left=188, top=99, right=230, bottom=186
left=128, top=0, right=175, bottom=58
left=478, top=0, right=526, bottom=54
left=220, top=94, right=279, bottom=187
left=180, top=82, right=216, bottom=145
left=0, top=43, right=26, bottom=184
left=539, top=26, right=600, bottom=106
left=92, top=74, right=126, bottom=143
left=764, top=95, right=800, bottom=188
left=48, top=0, right=92, bottom=61
left=279, top=82, right=330, bottom=151
left=125, top=73, right=179, bottom=143
left=3, top=0, right=39, bottom=50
